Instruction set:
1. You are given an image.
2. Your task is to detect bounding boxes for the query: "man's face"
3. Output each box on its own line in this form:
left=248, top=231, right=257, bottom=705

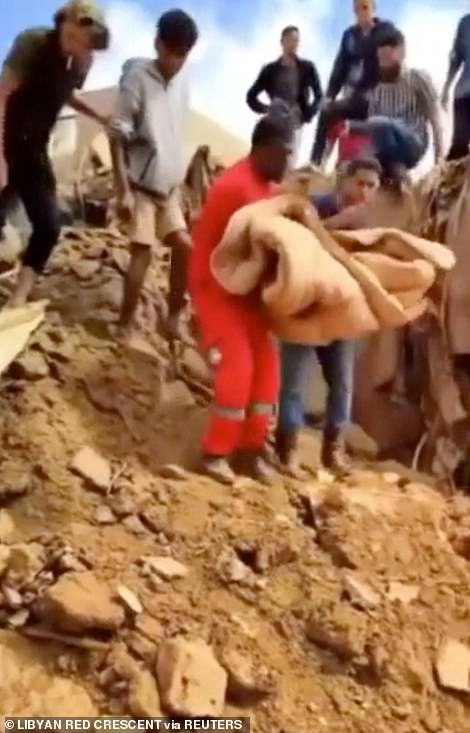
left=377, top=43, right=405, bottom=70
left=354, top=0, right=374, bottom=24
left=59, top=17, right=94, bottom=61
left=281, top=30, right=300, bottom=56
left=156, top=37, right=190, bottom=79
left=258, top=142, right=292, bottom=183
left=342, top=168, right=381, bottom=205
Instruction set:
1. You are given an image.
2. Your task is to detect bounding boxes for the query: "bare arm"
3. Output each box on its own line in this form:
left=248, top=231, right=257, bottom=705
left=69, top=93, right=108, bottom=126
left=110, top=137, right=130, bottom=199
left=0, top=67, right=20, bottom=189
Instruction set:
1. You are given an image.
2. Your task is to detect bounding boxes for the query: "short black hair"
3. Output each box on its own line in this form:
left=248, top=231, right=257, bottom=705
left=344, top=157, right=382, bottom=178
left=157, top=9, right=199, bottom=52
left=376, top=25, right=405, bottom=49
left=281, top=25, right=299, bottom=39
left=251, top=113, right=294, bottom=149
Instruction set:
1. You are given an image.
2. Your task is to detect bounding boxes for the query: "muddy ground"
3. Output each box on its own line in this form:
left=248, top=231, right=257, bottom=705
left=0, top=227, right=469, bottom=732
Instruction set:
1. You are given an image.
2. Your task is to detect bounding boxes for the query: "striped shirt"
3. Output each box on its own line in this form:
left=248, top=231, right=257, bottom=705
left=368, top=68, right=440, bottom=151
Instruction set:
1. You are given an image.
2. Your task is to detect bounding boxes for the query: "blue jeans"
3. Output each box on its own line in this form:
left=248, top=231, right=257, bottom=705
left=278, top=340, right=355, bottom=432
left=351, top=116, right=425, bottom=170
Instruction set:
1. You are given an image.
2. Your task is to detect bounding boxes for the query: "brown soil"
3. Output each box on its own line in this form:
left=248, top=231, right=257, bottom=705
left=0, top=227, right=470, bottom=732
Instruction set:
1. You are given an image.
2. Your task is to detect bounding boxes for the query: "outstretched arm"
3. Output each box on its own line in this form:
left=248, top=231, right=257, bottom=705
left=69, top=93, right=108, bottom=126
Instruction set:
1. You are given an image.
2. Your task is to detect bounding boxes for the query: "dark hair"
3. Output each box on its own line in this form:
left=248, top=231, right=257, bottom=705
left=53, top=10, right=110, bottom=50
left=157, top=9, right=199, bottom=52
left=251, top=114, right=294, bottom=149
left=281, top=25, right=299, bottom=39
left=376, top=25, right=405, bottom=49
left=344, top=157, right=382, bottom=178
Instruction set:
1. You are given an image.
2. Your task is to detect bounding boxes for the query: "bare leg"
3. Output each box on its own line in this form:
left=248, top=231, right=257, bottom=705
left=7, top=265, right=36, bottom=308
left=119, top=242, right=152, bottom=329
left=164, top=229, right=191, bottom=340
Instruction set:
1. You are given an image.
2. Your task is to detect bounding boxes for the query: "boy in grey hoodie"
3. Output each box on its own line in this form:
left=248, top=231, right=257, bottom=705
left=110, top=9, right=198, bottom=338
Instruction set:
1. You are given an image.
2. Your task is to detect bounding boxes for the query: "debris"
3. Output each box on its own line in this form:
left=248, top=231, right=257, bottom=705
left=435, top=639, right=470, bottom=692
left=7, top=543, right=44, bottom=582
left=11, top=352, right=50, bottom=381
left=0, top=511, right=16, bottom=544
left=3, top=586, right=23, bottom=609
left=128, top=669, right=162, bottom=717
left=123, top=515, right=147, bottom=536
left=160, top=380, right=196, bottom=408
left=135, top=615, right=164, bottom=643
left=71, top=447, right=111, bottom=492
left=387, top=582, right=420, bottom=605
left=0, top=470, right=29, bottom=501
left=117, top=585, right=143, bottom=615
left=126, top=632, right=157, bottom=666
left=22, top=625, right=110, bottom=651
left=7, top=609, right=29, bottom=628
left=38, top=572, right=125, bottom=633
left=94, top=505, right=117, bottom=525
left=343, top=574, right=381, bottom=610
left=156, top=638, right=227, bottom=717
left=144, top=557, right=189, bottom=581
left=111, top=492, right=137, bottom=518
left=71, top=261, right=101, bottom=280
left=222, top=649, right=274, bottom=704
left=159, top=465, right=188, bottom=481
left=216, top=551, right=253, bottom=585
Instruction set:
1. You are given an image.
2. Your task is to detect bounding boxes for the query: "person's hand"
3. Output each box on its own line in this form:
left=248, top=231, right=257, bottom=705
left=117, top=189, right=134, bottom=224
left=333, top=203, right=370, bottom=230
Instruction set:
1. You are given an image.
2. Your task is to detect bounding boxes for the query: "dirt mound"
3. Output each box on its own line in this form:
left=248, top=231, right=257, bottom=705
left=0, top=228, right=470, bottom=731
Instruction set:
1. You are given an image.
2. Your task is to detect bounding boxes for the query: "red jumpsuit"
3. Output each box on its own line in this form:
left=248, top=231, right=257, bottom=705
left=189, top=158, right=279, bottom=456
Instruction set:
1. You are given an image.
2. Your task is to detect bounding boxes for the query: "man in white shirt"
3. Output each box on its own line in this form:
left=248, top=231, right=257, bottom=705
left=110, top=9, right=198, bottom=338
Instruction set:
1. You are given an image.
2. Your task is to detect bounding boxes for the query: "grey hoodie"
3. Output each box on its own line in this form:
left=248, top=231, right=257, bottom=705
left=110, top=58, right=189, bottom=197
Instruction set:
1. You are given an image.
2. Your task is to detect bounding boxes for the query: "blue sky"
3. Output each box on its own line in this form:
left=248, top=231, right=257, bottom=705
left=1, top=0, right=468, bottom=152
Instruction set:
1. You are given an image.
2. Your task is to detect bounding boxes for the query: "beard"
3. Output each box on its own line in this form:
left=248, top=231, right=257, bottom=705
left=379, top=63, right=401, bottom=82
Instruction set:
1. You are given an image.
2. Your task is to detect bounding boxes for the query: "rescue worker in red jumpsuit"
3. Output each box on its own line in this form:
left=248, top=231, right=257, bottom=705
left=189, top=114, right=293, bottom=485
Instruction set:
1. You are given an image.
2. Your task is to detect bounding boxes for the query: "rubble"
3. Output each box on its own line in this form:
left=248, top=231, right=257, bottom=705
left=144, top=557, right=189, bottom=581
left=11, top=352, right=50, bottom=381
left=435, top=639, right=470, bottom=692
left=222, top=649, right=274, bottom=704
left=94, top=505, right=117, bottom=525
left=159, top=465, right=188, bottom=481
left=0, top=511, right=16, bottom=543
left=128, top=668, right=162, bottom=717
left=116, top=585, right=143, bottom=615
left=387, top=582, right=420, bottom=605
left=156, top=638, right=227, bottom=717
left=71, top=447, right=111, bottom=492
left=38, top=572, right=125, bottom=633
left=343, top=574, right=381, bottom=610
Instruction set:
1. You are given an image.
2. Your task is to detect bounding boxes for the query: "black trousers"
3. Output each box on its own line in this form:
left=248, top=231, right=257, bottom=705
left=311, top=94, right=369, bottom=165
left=0, top=150, right=61, bottom=273
left=447, top=96, right=470, bottom=161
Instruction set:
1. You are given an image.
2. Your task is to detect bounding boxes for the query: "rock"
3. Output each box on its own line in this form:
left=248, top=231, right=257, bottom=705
left=0, top=511, right=16, bottom=544
left=71, top=447, right=111, bottom=492
left=145, top=557, right=189, bottom=581
left=126, top=632, right=157, bottom=666
left=450, top=529, right=470, bottom=561
left=111, top=491, right=137, bottom=518
left=182, top=348, right=211, bottom=385
left=123, top=515, right=147, bottom=536
left=71, top=261, right=101, bottom=280
left=117, top=585, right=143, bottom=615
left=435, top=639, right=470, bottom=692
left=98, top=278, right=123, bottom=309
left=161, top=381, right=195, bottom=408
left=156, top=638, right=227, bottom=717
left=7, top=608, right=29, bottom=628
left=216, top=551, right=252, bottom=586
left=387, top=582, right=420, bottom=606
left=11, top=352, right=50, bottom=381
left=159, top=464, right=188, bottom=481
left=382, top=472, right=401, bottom=485
left=0, top=469, right=29, bottom=501
left=222, top=649, right=273, bottom=704
left=3, top=586, right=23, bottom=609
left=316, top=470, right=335, bottom=485
left=128, top=669, right=162, bottom=717
left=7, top=543, right=44, bottom=582
left=344, top=424, right=378, bottom=459
left=0, top=630, right=98, bottom=715
left=306, top=606, right=367, bottom=661
left=140, top=507, right=171, bottom=535
left=38, top=572, right=125, bottom=634
left=94, top=505, right=117, bottom=525
left=136, top=615, right=164, bottom=643
left=343, top=574, right=381, bottom=610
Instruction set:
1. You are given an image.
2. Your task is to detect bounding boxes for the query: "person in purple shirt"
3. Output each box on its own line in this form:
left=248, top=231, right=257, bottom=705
left=275, top=157, right=382, bottom=476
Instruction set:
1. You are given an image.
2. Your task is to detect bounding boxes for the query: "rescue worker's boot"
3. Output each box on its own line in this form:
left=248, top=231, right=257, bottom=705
left=200, top=455, right=236, bottom=485
left=236, top=451, right=276, bottom=486
left=274, top=426, right=305, bottom=478
left=321, top=426, right=350, bottom=476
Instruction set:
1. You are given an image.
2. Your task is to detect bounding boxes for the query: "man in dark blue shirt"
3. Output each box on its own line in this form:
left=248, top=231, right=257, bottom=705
left=311, top=0, right=393, bottom=166
left=442, top=14, right=470, bottom=160
left=276, top=157, right=382, bottom=475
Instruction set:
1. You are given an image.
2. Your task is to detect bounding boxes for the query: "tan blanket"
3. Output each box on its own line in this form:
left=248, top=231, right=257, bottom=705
left=210, top=195, right=455, bottom=344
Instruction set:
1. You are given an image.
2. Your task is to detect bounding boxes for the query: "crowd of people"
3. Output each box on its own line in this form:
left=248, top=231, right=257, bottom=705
left=0, top=0, right=468, bottom=484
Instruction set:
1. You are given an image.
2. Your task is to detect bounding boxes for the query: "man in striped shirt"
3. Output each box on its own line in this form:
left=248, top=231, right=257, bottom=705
left=348, top=27, right=443, bottom=182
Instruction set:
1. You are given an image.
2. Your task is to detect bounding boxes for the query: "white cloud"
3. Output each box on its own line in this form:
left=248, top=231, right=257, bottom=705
left=88, top=0, right=467, bottom=169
